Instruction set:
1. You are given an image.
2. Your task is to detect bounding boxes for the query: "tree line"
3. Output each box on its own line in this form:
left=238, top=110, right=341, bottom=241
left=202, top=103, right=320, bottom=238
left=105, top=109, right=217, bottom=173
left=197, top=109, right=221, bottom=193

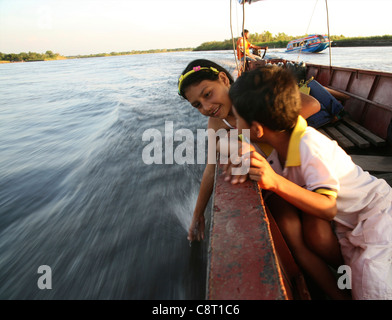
left=0, top=48, right=193, bottom=62
left=0, top=50, right=63, bottom=62
left=194, top=32, right=392, bottom=51
left=66, top=48, right=192, bottom=59
left=2, top=34, right=391, bottom=62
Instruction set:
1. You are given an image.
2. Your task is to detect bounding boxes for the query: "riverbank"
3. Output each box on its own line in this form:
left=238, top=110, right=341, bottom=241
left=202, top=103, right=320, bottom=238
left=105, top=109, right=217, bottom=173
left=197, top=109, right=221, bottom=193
left=1, top=35, right=391, bottom=63
left=65, top=48, right=193, bottom=60
left=332, top=38, right=392, bottom=47
left=0, top=57, right=67, bottom=64
left=0, top=51, right=67, bottom=63
left=194, top=35, right=392, bottom=51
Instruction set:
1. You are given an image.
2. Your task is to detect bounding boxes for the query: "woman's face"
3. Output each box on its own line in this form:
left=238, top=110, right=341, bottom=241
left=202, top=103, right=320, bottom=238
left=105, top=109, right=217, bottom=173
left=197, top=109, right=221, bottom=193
left=183, top=72, right=232, bottom=119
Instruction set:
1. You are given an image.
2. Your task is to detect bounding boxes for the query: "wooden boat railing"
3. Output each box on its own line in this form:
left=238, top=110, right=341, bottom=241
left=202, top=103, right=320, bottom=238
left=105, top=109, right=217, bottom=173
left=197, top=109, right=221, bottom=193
left=207, top=162, right=311, bottom=300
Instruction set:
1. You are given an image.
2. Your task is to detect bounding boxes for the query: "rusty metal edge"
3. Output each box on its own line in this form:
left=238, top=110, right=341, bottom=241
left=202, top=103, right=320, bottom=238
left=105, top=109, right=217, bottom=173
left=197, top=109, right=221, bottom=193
left=206, top=161, right=289, bottom=300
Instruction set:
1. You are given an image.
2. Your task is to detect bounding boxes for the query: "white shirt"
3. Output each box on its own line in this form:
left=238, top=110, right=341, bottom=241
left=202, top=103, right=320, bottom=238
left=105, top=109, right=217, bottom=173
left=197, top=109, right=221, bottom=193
left=271, top=116, right=392, bottom=229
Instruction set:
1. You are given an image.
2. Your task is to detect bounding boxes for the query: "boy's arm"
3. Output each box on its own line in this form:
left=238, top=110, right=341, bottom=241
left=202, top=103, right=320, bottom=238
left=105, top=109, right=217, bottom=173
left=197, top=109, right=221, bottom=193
left=249, top=152, right=337, bottom=221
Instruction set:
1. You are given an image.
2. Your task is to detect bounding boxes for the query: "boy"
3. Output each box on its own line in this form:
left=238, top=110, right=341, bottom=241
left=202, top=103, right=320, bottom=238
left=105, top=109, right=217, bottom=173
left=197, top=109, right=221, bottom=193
left=227, top=66, right=392, bottom=300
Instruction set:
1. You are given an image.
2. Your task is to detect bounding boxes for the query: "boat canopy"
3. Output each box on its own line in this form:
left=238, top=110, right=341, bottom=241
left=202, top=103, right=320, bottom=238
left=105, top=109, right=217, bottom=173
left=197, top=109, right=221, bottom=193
left=237, top=0, right=265, bottom=4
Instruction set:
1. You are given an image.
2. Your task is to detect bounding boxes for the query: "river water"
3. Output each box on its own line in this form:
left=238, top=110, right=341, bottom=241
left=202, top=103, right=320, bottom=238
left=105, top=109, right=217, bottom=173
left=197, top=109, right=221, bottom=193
left=0, top=47, right=391, bottom=299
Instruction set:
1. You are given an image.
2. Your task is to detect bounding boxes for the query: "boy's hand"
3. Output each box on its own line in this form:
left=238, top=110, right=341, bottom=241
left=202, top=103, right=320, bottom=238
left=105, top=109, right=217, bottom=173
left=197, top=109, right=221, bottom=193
left=248, top=151, right=279, bottom=191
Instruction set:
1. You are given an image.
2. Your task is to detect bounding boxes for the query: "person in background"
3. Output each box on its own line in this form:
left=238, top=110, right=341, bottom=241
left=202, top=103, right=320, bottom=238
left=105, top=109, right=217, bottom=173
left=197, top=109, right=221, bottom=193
left=236, top=29, right=267, bottom=61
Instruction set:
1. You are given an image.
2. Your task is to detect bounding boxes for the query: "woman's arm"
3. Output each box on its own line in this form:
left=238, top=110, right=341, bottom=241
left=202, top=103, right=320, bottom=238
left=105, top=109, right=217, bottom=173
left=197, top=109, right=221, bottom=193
left=188, top=117, right=225, bottom=241
left=188, top=163, right=215, bottom=241
left=299, top=92, right=321, bottom=119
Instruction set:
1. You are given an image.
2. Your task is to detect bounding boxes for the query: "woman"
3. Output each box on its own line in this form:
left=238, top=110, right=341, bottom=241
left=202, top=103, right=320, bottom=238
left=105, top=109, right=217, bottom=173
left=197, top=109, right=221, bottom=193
left=178, top=59, right=321, bottom=242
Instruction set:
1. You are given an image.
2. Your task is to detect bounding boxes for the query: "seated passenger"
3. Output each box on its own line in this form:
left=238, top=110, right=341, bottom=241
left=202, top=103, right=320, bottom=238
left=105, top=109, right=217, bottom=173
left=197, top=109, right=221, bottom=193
left=236, top=29, right=268, bottom=62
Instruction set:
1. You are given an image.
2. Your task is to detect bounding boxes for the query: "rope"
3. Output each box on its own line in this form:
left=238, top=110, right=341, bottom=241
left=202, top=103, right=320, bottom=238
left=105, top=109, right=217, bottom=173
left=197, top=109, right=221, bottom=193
left=230, top=0, right=240, bottom=74
left=325, top=0, right=332, bottom=70
left=230, top=0, right=247, bottom=75
left=242, top=1, right=246, bottom=72
left=296, top=0, right=319, bottom=61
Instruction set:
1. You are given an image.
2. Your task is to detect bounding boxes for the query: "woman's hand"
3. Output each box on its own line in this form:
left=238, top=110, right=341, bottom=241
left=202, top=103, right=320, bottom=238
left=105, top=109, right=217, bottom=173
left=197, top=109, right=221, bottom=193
left=187, top=213, right=205, bottom=242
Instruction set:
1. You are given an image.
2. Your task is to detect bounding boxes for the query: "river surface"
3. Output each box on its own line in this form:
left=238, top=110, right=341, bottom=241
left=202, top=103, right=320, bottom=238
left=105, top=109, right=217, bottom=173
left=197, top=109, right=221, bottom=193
left=0, top=47, right=391, bottom=299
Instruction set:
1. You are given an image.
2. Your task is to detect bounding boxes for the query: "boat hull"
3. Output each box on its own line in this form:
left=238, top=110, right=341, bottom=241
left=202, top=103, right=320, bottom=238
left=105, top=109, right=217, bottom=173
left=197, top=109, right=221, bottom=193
left=286, top=34, right=331, bottom=53
left=286, top=42, right=330, bottom=53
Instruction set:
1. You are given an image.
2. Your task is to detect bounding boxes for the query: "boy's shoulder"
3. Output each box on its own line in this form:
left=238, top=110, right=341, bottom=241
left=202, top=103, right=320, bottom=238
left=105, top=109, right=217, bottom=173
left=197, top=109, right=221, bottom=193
left=285, top=118, right=335, bottom=166
left=297, top=126, right=339, bottom=162
left=301, top=126, right=335, bottom=151
left=299, top=126, right=354, bottom=169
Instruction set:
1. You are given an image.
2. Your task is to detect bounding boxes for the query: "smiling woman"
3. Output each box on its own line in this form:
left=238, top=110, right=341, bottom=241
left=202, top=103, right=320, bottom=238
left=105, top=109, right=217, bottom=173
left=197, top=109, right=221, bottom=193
left=177, top=59, right=241, bottom=242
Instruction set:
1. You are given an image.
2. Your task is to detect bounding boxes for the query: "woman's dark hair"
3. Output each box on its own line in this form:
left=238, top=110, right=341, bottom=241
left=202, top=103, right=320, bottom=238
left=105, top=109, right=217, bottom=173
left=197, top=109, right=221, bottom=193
left=178, top=59, right=234, bottom=99
left=229, top=66, right=301, bottom=131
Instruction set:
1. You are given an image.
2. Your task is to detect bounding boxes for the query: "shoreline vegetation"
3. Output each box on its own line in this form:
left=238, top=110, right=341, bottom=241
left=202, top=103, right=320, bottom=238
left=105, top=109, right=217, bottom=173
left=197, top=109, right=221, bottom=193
left=193, top=34, right=392, bottom=51
left=1, top=34, right=391, bottom=63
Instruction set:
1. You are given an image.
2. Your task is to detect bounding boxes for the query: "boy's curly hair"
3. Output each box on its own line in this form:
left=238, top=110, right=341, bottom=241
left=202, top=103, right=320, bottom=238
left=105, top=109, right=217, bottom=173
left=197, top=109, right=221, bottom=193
left=229, top=66, right=301, bottom=131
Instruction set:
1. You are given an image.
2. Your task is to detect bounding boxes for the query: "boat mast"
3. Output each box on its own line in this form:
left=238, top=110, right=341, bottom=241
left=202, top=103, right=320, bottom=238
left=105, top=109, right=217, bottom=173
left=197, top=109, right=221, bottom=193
left=325, top=0, right=332, bottom=69
left=230, top=0, right=240, bottom=73
left=242, top=0, right=246, bottom=72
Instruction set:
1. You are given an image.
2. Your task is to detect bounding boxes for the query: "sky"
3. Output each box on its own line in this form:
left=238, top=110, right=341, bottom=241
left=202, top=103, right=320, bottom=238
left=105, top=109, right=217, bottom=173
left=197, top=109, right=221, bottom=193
left=0, top=0, right=391, bottom=56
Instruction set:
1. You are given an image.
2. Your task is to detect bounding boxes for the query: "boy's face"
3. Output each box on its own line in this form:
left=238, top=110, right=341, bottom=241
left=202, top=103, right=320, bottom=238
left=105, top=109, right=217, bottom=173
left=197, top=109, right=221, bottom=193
left=184, top=73, right=232, bottom=119
left=232, top=106, right=249, bottom=130
left=232, top=106, right=260, bottom=141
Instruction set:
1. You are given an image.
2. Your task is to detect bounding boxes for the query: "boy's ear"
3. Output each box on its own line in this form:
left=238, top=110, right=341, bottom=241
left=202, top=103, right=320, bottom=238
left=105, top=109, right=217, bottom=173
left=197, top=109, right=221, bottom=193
left=251, top=121, right=264, bottom=138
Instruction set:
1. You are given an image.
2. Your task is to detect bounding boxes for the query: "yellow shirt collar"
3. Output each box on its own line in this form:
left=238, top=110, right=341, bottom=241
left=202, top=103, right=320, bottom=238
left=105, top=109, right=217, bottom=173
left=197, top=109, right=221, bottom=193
left=285, top=116, right=307, bottom=167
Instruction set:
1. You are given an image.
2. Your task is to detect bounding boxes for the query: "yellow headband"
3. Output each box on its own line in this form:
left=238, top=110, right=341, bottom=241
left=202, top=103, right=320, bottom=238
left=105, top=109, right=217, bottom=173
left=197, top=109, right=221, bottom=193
left=178, top=66, right=219, bottom=95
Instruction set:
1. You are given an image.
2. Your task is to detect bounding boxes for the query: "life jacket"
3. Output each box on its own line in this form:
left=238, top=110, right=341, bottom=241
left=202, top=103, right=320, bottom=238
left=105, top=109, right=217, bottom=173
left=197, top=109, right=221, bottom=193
left=236, top=37, right=251, bottom=60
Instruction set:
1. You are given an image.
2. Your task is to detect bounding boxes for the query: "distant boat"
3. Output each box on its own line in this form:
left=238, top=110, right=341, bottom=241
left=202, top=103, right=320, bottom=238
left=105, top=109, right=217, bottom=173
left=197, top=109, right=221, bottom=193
left=286, top=34, right=331, bottom=53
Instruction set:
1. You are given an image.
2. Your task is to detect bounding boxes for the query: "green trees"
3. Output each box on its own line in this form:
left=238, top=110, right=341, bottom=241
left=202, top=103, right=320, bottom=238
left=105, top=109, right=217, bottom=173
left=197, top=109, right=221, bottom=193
left=194, top=30, right=295, bottom=51
left=194, top=33, right=392, bottom=51
left=0, top=50, right=62, bottom=62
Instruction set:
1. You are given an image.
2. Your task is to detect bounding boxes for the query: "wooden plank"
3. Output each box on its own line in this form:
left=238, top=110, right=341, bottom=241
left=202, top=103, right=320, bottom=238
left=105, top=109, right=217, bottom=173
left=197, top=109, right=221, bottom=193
left=329, top=85, right=391, bottom=112
left=350, top=155, right=392, bottom=172
left=335, top=123, right=371, bottom=148
left=324, top=126, right=355, bottom=149
left=208, top=163, right=289, bottom=300
left=342, top=117, right=386, bottom=146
